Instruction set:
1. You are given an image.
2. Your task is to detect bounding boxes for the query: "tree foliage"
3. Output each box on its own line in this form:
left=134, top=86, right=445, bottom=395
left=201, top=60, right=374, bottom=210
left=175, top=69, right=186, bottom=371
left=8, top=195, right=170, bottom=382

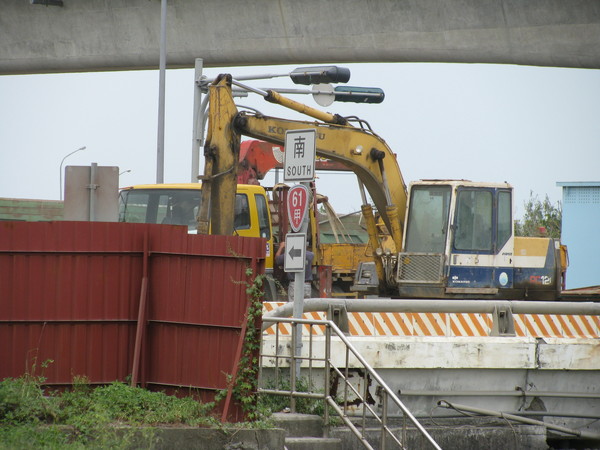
left=515, top=192, right=562, bottom=238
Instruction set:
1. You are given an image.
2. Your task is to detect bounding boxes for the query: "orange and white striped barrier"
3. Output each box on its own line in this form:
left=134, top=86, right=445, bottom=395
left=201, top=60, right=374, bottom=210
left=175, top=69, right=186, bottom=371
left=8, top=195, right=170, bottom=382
left=262, top=302, right=600, bottom=338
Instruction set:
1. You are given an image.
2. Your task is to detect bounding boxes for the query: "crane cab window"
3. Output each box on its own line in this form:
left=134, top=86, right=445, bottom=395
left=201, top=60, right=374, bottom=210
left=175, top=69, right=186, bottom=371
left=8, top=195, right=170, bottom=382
left=453, top=189, right=493, bottom=252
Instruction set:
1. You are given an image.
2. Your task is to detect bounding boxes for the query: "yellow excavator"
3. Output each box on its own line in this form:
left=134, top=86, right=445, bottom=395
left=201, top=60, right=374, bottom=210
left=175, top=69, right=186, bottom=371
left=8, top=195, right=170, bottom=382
left=198, top=73, right=574, bottom=301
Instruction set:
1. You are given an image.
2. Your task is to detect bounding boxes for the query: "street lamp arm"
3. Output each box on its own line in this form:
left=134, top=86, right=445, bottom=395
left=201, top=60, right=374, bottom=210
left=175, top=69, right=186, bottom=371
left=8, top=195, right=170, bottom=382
left=59, top=146, right=86, bottom=200
left=60, top=146, right=86, bottom=167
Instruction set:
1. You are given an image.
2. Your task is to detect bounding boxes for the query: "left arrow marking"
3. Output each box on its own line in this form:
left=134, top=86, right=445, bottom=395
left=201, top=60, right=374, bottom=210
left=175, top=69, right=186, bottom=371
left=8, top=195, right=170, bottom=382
left=288, top=247, right=302, bottom=259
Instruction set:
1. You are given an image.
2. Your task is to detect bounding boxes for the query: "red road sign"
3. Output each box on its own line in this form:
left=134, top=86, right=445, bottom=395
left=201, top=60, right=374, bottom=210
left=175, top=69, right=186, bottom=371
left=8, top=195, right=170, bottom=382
left=287, top=184, right=310, bottom=232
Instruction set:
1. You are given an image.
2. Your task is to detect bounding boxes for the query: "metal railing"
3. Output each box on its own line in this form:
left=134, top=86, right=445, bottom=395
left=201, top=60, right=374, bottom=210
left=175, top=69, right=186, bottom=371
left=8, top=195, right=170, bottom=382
left=259, top=317, right=441, bottom=449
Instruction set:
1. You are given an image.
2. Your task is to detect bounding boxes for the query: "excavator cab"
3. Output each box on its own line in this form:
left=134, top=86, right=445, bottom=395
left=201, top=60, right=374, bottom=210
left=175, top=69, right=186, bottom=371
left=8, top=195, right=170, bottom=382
left=396, top=180, right=562, bottom=300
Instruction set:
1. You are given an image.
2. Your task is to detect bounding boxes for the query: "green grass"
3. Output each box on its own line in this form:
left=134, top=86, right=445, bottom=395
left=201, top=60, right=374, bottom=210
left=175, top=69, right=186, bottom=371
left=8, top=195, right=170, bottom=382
left=0, top=374, right=219, bottom=449
left=0, top=364, right=338, bottom=448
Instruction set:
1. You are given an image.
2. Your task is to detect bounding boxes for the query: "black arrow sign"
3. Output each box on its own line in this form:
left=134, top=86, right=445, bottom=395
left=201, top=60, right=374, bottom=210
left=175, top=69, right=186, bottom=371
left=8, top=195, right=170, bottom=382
left=288, top=246, right=302, bottom=259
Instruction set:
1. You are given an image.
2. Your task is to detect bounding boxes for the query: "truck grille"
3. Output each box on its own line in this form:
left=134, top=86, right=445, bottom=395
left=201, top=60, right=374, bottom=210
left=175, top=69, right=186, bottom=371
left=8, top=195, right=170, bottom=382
left=397, top=253, right=444, bottom=284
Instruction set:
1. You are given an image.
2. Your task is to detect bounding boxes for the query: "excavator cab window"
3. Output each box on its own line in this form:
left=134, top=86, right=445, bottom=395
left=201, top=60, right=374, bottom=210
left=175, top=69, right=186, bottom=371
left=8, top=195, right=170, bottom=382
left=497, top=190, right=512, bottom=251
left=453, top=189, right=493, bottom=252
left=404, top=185, right=451, bottom=253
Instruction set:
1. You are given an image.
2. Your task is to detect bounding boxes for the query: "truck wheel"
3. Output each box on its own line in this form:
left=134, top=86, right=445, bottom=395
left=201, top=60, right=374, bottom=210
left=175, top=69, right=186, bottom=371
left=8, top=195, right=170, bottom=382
left=263, top=275, right=278, bottom=302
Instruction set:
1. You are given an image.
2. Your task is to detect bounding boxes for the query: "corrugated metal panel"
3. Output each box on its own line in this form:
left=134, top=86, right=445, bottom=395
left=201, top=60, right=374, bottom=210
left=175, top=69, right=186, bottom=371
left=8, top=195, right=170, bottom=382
left=0, top=221, right=265, bottom=422
left=145, top=231, right=265, bottom=421
left=1, top=323, right=135, bottom=384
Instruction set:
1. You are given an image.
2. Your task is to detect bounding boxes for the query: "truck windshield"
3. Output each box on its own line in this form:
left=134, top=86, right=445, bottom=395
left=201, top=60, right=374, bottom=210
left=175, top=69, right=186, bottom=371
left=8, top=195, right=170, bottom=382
left=404, top=185, right=451, bottom=253
left=119, top=188, right=260, bottom=235
left=119, top=189, right=201, bottom=231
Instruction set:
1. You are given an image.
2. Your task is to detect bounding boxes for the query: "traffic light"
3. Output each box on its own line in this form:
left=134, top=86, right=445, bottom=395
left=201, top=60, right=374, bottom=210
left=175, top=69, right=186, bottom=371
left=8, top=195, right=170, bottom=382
left=333, top=86, right=385, bottom=104
left=290, top=66, right=351, bottom=85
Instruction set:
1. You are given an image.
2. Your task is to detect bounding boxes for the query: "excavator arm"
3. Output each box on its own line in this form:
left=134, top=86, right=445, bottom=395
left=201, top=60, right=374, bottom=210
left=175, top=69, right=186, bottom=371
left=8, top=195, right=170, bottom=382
left=236, top=113, right=407, bottom=230
left=197, top=75, right=241, bottom=236
left=199, top=76, right=408, bottom=286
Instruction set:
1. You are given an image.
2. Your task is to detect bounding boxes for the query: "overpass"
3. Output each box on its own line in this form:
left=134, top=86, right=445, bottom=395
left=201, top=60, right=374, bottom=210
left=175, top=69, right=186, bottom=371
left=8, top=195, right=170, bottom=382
left=2, top=0, right=600, bottom=75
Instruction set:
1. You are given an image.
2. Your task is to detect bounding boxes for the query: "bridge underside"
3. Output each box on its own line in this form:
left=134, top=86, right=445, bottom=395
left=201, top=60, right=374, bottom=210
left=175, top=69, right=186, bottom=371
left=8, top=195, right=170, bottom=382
left=2, top=0, right=600, bottom=75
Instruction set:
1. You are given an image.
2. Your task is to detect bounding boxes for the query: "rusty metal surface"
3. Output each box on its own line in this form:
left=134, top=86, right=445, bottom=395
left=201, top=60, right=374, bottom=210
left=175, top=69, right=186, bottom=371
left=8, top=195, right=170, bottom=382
left=0, top=221, right=265, bottom=421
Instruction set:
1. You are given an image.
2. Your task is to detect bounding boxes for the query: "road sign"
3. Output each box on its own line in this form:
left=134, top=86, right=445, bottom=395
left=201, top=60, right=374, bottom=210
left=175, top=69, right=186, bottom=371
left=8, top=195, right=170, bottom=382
left=284, top=129, right=316, bottom=182
left=287, top=184, right=310, bottom=232
left=312, top=83, right=335, bottom=107
left=284, top=233, right=306, bottom=272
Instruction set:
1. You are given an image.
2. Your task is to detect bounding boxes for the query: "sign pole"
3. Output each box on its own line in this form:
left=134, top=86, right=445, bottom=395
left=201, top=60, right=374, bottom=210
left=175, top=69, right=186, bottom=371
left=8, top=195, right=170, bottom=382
left=292, top=269, right=303, bottom=380
left=283, top=129, right=316, bottom=384
left=283, top=232, right=308, bottom=383
left=293, top=183, right=312, bottom=379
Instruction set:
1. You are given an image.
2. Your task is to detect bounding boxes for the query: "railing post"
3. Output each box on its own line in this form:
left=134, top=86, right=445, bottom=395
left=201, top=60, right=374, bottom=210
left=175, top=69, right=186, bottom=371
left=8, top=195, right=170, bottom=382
left=324, top=322, right=331, bottom=438
left=362, top=369, right=368, bottom=442
left=290, top=318, right=297, bottom=413
left=402, top=410, right=407, bottom=446
left=275, top=322, right=280, bottom=390
left=381, top=390, right=388, bottom=450
left=491, top=305, right=516, bottom=336
left=344, top=346, right=350, bottom=416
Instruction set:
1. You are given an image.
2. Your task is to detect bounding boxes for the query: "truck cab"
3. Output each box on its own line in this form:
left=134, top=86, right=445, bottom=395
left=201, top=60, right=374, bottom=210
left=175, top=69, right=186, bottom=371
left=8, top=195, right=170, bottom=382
left=118, top=183, right=274, bottom=271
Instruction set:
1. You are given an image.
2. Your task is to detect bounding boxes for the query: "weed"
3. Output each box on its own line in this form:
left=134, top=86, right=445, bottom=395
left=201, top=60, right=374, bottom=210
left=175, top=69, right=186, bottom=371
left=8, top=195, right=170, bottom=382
left=0, top=375, right=58, bottom=423
left=258, top=374, right=326, bottom=417
left=0, top=376, right=218, bottom=449
left=226, top=268, right=266, bottom=422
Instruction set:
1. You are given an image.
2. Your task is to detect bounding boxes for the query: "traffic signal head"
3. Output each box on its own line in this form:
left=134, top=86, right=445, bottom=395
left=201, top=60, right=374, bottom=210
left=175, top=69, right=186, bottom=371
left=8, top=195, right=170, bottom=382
left=333, top=86, right=385, bottom=103
left=290, top=66, right=351, bottom=85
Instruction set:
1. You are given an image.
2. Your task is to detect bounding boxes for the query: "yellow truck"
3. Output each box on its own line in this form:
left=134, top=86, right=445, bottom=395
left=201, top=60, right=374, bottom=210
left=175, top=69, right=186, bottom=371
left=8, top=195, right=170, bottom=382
left=118, top=180, right=373, bottom=300
left=118, top=182, right=275, bottom=285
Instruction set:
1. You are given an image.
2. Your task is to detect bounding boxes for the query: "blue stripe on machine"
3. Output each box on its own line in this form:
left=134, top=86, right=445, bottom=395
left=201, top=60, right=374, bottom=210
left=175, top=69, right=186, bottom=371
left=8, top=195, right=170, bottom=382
left=448, top=266, right=514, bottom=288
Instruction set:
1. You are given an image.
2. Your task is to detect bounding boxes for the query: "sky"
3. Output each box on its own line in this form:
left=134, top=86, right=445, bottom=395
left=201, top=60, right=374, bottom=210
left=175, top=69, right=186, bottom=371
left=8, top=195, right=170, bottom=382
left=1, top=62, right=599, bottom=219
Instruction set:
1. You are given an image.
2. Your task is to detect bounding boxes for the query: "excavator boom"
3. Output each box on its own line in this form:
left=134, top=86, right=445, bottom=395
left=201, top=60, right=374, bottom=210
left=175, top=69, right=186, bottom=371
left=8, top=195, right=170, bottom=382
left=235, top=113, right=407, bottom=233
left=200, top=76, right=408, bottom=256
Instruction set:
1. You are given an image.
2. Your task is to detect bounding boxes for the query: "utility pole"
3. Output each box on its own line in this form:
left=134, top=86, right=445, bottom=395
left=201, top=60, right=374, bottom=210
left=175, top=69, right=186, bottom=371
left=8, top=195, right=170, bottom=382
left=156, top=0, right=167, bottom=183
left=191, top=58, right=203, bottom=182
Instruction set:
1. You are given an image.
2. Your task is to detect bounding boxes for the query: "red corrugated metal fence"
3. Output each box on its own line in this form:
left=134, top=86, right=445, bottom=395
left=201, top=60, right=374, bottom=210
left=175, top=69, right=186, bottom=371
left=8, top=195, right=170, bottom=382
left=0, top=221, right=265, bottom=421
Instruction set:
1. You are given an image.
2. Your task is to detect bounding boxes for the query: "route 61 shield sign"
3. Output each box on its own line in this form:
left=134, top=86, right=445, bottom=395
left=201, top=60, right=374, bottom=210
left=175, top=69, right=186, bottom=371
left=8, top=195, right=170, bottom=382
left=287, top=184, right=310, bottom=232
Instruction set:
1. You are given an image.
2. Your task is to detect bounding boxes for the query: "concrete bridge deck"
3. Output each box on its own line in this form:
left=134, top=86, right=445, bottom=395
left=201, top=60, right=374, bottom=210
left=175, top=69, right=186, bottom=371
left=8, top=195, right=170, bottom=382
left=3, top=0, right=600, bottom=75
